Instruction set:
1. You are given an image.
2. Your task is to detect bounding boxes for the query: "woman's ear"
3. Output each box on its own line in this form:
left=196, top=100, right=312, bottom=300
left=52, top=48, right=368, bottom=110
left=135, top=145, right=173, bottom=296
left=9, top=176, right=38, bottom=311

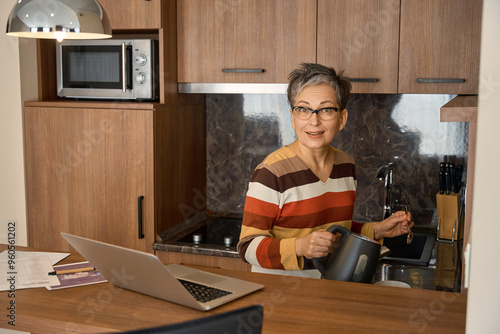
left=290, top=109, right=296, bottom=130
left=338, top=109, right=348, bottom=131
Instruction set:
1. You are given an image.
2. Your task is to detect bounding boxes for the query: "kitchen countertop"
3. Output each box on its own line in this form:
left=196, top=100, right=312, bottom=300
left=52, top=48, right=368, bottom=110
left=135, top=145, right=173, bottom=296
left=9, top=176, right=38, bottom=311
left=0, top=244, right=467, bottom=334
left=154, top=211, right=463, bottom=292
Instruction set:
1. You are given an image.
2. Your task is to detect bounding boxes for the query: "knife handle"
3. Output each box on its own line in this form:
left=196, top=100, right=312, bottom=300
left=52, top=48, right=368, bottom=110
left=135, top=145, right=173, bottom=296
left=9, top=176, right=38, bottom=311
left=445, top=170, right=451, bottom=195
left=449, top=163, right=456, bottom=192
left=439, top=170, right=445, bottom=194
left=456, top=165, right=463, bottom=191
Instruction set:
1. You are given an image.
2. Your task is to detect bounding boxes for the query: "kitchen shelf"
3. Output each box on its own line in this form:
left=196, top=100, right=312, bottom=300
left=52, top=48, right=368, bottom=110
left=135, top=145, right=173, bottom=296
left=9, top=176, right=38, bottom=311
left=440, top=95, right=478, bottom=122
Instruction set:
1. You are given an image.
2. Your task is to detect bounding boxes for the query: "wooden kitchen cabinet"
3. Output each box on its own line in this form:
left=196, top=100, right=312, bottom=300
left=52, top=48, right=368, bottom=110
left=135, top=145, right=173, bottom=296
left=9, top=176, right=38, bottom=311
left=177, top=0, right=317, bottom=83
left=156, top=252, right=251, bottom=272
left=97, top=0, right=163, bottom=29
left=23, top=101, right=206, bottom=252
left=398, top=0, right=482, bottom=94
left=26, top=0, right=207, bottom=254
left=317, top=0, right=400, bottom=94
left=177, top=0, right=481, bottom=94
left=36, top=0, right=178, bottom=104
left=24, top=105, right=154, bottom=252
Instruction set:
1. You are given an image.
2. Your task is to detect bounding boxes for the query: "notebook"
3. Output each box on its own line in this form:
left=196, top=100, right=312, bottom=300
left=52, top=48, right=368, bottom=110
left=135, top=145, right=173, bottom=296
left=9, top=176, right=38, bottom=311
left=61, top=233, right=264, bottom=311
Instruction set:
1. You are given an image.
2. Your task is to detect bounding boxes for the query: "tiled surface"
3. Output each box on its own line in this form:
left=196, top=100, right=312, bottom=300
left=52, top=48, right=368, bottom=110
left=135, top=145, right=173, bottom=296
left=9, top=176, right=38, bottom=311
left=206, top=94, right=468, bottom=227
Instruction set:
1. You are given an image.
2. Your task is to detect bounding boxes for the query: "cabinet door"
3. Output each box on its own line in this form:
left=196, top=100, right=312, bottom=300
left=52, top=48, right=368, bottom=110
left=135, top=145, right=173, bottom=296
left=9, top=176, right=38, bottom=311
left=178, top=0, right=317, bottom=83
left=98, top=0, right=162, bottom=29
left=24, top=107, right=154, bottom=252
left=399, top=0, right=482, bottom=94
left=317, top=0, right=400, bottom=94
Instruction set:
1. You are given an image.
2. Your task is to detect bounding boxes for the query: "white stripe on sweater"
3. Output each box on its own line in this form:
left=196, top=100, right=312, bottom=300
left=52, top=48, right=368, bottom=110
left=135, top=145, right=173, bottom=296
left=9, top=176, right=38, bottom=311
left=244, top=236, right=267, bottom=267
left=247, top=177, right=356, bottom=208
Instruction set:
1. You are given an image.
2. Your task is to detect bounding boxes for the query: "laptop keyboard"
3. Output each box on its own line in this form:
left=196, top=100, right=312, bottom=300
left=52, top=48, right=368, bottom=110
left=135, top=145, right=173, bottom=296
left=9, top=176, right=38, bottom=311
left=178, top=279, right=233, bottom=303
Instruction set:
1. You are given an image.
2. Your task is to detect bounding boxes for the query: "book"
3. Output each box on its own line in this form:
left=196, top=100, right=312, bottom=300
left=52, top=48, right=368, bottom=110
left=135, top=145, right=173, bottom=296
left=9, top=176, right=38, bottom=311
left=46, top=261, right=107, bottom=290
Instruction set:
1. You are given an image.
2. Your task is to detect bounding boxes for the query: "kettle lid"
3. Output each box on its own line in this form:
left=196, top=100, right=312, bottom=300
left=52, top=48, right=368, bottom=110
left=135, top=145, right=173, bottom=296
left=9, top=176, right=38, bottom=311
left=351, top=232, right=380, bottom=245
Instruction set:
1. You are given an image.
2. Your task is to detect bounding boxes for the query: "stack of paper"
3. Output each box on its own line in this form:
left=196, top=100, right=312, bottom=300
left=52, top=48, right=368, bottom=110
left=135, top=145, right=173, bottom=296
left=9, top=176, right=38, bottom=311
left=0, top=251, right=107, bottom=291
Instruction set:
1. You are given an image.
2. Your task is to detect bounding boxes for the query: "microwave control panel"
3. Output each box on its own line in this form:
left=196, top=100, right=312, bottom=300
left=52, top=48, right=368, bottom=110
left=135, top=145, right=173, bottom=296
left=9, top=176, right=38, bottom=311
left=130, top=39, right=158, bottom=100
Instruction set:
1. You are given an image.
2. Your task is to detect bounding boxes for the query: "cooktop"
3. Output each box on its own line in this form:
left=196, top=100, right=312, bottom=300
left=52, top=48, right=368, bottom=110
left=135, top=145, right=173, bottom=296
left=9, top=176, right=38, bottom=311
left=175, top=215, right=243, bottom=248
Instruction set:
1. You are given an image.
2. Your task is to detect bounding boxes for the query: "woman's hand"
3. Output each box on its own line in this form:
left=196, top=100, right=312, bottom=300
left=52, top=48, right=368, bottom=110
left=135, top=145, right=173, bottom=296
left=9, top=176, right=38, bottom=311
left=295, top=229, right=336, bottom=259
left=373, top=211, right=414, bottom=240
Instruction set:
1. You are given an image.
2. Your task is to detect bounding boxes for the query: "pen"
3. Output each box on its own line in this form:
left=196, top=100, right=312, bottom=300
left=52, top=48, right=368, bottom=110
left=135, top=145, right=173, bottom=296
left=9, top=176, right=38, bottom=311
left=48, top=266, right=96, bottom=275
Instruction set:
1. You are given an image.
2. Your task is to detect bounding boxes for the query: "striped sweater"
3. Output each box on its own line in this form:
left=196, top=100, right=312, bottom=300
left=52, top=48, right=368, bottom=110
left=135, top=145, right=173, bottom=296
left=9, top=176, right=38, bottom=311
left=237, top=146, right=375, bottom=271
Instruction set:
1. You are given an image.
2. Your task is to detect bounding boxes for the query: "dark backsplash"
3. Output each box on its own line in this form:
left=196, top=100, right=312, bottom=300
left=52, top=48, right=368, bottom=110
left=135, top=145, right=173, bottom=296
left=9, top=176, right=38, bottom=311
left=206, top=94, right=468, bottom=227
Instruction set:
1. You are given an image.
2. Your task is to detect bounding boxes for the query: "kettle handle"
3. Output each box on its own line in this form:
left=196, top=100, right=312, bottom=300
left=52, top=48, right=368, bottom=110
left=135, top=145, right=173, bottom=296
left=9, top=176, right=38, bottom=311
left=312, top=225, right=351, bottom=275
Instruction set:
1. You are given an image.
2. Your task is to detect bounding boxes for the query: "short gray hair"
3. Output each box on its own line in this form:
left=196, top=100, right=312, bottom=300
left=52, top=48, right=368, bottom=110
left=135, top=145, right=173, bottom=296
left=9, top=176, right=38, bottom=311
left=287, top=63, right=352, bottom=111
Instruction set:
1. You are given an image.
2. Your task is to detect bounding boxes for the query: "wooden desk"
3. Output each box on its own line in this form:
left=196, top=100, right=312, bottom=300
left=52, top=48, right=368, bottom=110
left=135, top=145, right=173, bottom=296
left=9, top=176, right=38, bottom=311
left=1, top=246, right=467, bottom=333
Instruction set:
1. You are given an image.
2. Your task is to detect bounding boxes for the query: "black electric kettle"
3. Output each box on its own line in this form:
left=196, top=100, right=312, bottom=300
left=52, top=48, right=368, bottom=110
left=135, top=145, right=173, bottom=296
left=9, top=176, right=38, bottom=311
left=312, top=225, right=381, bottom=283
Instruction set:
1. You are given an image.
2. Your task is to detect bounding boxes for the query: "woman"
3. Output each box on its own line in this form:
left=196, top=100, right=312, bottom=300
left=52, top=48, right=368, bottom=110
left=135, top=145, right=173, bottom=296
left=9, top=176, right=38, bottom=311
left=237, top=63, right=413, bottom=278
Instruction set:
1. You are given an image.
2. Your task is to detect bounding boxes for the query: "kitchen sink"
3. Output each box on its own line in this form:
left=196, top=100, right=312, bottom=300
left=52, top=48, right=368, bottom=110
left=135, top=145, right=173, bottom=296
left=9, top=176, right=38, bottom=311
left=373, top=263, right=439, bottom=289
left=381, top=232, right=435, bottom=266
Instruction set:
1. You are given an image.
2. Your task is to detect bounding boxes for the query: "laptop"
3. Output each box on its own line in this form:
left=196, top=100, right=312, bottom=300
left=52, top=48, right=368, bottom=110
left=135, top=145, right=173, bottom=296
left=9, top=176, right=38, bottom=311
left=61, top=233, right=264, bottom=311
left=122, top=305, right=263, bottom=334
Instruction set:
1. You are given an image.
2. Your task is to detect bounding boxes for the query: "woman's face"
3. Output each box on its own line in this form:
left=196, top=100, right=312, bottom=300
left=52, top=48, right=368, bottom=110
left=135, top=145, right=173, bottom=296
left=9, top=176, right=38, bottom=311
left=290, top=83, right=348, bottom=152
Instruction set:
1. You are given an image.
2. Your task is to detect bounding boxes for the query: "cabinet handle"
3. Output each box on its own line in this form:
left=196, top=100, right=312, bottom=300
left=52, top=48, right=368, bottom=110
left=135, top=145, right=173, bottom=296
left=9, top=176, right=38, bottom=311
left=416, top=78, right=466, bottom=83
left=138, top=196, right=144, bottom=239
left=348, top=78, right=379, bottom=83
left=222, top=68, right=265, bottom=73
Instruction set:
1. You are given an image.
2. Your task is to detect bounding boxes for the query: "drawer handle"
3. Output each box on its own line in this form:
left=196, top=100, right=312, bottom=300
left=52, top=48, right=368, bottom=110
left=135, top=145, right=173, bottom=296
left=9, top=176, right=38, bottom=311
left=348, top=78, right=379, bottom=83
left=417, top=78, right=466, bottom=83
left=138, top=196, right=144, bottom=239
left=222, top=68, right=265, bottom=73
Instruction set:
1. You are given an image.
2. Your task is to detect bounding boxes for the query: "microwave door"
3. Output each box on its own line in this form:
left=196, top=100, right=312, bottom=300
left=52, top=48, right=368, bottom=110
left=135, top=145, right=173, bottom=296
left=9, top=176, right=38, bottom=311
left=58, top=43, right=133, bottom=99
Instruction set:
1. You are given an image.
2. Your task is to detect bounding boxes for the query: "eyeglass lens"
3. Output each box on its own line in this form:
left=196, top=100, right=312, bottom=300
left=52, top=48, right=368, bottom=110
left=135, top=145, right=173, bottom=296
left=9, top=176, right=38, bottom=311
left=403, top=195, right=413, bottom=244
left=292, top=106, right=338, bottom=120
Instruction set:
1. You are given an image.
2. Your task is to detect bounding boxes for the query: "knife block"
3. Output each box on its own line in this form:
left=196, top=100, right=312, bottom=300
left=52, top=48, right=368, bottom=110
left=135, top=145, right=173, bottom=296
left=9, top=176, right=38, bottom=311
left=436, top=190, right=463, bottom=241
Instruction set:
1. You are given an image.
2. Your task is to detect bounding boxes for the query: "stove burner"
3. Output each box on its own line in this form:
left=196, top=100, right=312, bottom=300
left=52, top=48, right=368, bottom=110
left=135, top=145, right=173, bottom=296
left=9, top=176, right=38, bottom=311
left=177, top=216, right=242, bottom=248
left=224, top=236, right=233, bottom=247
left=193, top=234, right=202, bottom=244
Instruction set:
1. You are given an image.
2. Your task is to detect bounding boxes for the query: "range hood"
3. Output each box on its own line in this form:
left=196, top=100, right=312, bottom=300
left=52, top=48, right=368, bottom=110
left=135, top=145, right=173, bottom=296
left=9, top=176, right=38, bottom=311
left=178, top=83, right=288, bottom=94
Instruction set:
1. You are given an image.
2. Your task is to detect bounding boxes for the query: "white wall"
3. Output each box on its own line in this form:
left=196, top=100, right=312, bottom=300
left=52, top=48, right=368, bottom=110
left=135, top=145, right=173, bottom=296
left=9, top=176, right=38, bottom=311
left=466, top=0, right=500, bottom=332
left=0, top=1, right=37, bottom=246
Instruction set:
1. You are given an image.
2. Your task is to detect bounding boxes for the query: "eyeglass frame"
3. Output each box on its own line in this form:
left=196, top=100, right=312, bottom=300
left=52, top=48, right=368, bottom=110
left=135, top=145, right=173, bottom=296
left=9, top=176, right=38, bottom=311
left=403, top=195, right=413, bottom=244
left=291, top=106, right=341, bottom=120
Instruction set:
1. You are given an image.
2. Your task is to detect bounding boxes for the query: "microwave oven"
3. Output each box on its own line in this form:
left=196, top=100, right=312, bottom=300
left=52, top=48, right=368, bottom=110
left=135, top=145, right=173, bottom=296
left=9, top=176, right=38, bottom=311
left=56, top=39, right=159, bottom=100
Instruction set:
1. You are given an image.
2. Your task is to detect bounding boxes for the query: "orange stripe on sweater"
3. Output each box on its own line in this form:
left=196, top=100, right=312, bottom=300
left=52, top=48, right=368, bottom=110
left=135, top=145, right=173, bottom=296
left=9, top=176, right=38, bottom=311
left=277, top=206, right=354, bottom=229
left=256, top=237, right=285, bottom=270
left=244, top=196, right=279, bottom=218
left=281, top=191, right=355, bottom=217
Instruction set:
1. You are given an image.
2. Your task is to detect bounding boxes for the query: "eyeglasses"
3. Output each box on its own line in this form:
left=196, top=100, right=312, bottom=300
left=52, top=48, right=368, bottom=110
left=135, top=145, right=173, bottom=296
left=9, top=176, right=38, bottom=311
left=291, top=106, right=340, bottom=121
left=403, top=195, right=413, bottom=244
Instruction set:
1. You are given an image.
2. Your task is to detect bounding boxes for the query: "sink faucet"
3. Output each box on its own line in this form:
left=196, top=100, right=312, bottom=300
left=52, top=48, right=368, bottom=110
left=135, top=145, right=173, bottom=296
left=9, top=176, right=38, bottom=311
left=377, top=163, right=394, bottom=220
